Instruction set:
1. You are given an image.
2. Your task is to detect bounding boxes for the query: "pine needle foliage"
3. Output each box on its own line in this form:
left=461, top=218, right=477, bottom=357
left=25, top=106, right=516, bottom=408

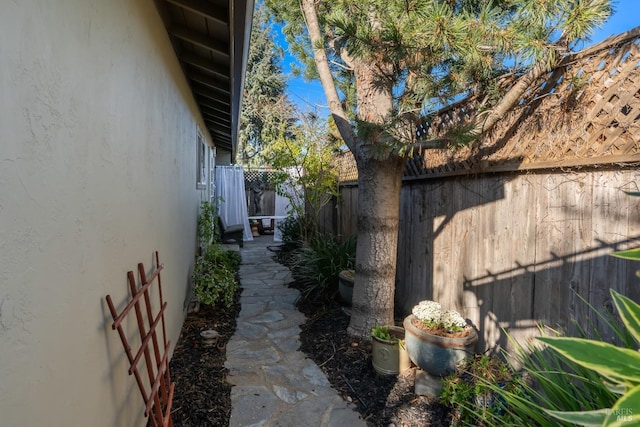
left=266, top=0, right=612, bottom=147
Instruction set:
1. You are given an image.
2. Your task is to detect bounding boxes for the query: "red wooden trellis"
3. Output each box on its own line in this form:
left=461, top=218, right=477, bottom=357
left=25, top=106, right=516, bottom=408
left=106, top=251, right=174, bottom=427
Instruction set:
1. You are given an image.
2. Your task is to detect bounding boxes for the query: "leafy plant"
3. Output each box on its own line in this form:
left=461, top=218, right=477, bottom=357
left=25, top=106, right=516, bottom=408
left=192, top=244, right=239, bottom=308
left=193, top=200, right=240, bottom=307
left=291, top=234, right=356, bottom=302
left=263, top=110, right=340, bottom=243
left=537, top=289, right=640, bottom=426
left=441, top=354, right=523, bottom=426
left=197, top=200, right=217, bottom=250
left=278, top=214, right=304, bottom=252
left=371, top=324, right=394, bottom=342
left=463, top=326, right=620, bottom=426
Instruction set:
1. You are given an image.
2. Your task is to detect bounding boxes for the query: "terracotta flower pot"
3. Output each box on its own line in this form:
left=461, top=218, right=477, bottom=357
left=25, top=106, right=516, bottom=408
left=403, top=314, right=477, bottom=376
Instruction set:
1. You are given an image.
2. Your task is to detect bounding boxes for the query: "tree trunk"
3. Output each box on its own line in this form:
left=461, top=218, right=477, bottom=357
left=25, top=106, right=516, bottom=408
left=300, top=0, right=405, bottom=337
left=348, top=147, right=405, bottom=337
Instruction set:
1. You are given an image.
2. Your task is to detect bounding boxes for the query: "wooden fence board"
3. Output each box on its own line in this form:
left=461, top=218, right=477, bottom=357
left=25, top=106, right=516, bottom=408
left=331, top=169, right=639, bottom=352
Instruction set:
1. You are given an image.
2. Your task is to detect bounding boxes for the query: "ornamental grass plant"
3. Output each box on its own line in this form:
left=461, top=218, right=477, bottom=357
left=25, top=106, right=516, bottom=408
left=441, top=354, right=524, bottom=426
left=291, top=234, right=356, bottom=303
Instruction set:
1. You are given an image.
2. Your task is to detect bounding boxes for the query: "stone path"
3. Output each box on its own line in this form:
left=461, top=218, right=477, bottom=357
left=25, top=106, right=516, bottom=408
left=225, top=236, right=366, bottom=427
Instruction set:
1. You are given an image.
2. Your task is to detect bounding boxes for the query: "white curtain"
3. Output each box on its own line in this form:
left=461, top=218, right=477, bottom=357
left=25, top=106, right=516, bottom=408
left=273, top=167, right=303, bottom=242
left=215, top=166, right=253, bottom=242
left=273, top=191, right=289, bottom=242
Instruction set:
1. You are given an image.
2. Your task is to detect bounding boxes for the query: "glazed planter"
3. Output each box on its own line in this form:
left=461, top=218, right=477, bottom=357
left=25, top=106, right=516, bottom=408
left=403, top=314, right=477, bottom=376
left=372, top=326, right=411, bottom=376
left=338, top=270, right=354, bottom=306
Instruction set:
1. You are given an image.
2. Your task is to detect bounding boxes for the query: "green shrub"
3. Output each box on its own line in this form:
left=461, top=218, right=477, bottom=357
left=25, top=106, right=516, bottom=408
left=292, top=234, right=356, bottom=303
left=197, top=200, right=218, bottom=250
left=193, top=244, right=239, bottom=308
left=468, top=297, right=635, bottom=427
left=278, top=214, right=304, bottom=250
left=441, top=354, right=524, bottom=426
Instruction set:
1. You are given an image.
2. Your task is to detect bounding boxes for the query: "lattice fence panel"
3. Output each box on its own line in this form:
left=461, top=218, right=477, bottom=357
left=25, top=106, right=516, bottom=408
left=337, top=27, right=640, bottom=183
left=243, top=169, right=278, bottom=190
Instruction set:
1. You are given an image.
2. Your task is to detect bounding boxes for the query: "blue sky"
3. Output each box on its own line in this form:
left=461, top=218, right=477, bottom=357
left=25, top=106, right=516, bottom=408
left=279, top=0, right=640, bottom=113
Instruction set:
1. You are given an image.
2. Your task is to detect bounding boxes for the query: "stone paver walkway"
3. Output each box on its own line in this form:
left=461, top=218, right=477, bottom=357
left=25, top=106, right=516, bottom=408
left=225, top=236, right=365, bottom=427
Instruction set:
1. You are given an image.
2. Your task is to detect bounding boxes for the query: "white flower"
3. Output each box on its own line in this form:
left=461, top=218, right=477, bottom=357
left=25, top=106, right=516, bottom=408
left=441, top=310, right=467, bottom=330
left=412, top=300, right=467, bottom=332
left=412, top=300, right=442, bottom=323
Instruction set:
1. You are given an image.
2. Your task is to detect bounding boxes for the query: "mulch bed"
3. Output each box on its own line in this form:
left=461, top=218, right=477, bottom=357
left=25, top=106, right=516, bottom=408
left=169, top=287, right=241, bottom=427
left=296, top=299, right=451, bottom=426
left=169, top=251, right=451, bottom=426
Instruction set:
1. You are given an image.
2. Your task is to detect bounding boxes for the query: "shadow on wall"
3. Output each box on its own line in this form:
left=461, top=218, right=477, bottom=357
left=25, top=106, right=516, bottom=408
left=395, top=171, right=640, bottom=355
left=461, top=235, right=640, bottom=354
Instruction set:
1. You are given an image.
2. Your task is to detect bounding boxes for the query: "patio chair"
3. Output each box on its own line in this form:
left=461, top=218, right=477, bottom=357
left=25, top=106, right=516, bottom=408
left=218, top=216, right=244, bottom=247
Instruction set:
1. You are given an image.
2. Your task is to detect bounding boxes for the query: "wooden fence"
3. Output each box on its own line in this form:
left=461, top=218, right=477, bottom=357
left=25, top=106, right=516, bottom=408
left=320, top=169, right=640, bottom=352
left=317, top=28, right=640, bottom=352
left=244, top=170, right=276, bottom=216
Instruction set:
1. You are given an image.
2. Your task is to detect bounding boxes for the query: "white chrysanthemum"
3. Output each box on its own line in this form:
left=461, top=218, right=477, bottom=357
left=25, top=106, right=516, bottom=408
left=441, top=310, right=466, bottom=330
left=412, top=300, right=442, bottom=322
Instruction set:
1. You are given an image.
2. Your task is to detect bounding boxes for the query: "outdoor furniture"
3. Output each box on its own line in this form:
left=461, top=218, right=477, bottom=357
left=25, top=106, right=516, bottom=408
left=218, top=216, right=244, bottom=247
left=248, top=216, right=278, bottom=236
left=257, top=218, right=275, bottom=235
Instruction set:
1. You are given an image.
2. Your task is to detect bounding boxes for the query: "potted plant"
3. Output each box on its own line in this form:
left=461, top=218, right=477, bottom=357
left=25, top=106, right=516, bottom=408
left=371, top=325, right=411, bottom=376
left=404, top=300, right=477, bottom=376
left=338, top=269, right=354, bottom=305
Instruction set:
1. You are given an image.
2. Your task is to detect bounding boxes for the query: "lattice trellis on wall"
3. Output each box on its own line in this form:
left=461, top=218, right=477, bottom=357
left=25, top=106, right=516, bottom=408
left=337, top=27, right=640, bottom=183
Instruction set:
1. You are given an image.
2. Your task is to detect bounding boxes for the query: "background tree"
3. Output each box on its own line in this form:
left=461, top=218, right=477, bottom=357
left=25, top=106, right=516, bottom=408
left=263, top=105, right=340, bottom=242
left=265, top=0, right=612, bottom=337
left=237, top=4, right=288, bottom=166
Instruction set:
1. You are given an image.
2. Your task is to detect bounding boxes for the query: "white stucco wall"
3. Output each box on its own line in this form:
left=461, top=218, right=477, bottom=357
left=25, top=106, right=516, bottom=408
left=0, top=1, right=213, bottom=425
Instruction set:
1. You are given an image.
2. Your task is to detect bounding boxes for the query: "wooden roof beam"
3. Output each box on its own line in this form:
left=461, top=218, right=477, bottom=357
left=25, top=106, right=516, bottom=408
left=201, top=108, right=231, bottom=125
left=195, top=92, right=230, bottom=109
left=182, top=53, right=229, bottom=81
left=164, top=0, right=228, bottom=25
left=170, top=25, right=229, bottom=57
left=189, top=72, right=230, bottom=95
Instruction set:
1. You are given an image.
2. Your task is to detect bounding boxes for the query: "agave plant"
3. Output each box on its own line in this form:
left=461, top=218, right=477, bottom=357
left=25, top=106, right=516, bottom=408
left=538, top=287, right=640, bottom=426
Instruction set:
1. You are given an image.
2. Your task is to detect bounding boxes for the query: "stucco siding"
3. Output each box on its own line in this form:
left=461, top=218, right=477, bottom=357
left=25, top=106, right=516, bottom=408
left=0, top=1, right=211, bottom=425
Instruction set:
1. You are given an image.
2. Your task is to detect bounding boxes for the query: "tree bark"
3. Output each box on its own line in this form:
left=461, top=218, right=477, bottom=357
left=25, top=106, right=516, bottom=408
left=300, top=0, right=357, bottom=152
left=347, top=55, right=403, bottom=337
left=300, top=0, right=405, bottom=337
left=348, top=146, right=405, bottom=337
left=469, top=62, right=549, bottom=137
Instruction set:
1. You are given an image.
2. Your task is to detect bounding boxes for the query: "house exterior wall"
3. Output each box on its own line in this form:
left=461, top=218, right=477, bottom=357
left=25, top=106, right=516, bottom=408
left=0, top=1, right=214, bottom=425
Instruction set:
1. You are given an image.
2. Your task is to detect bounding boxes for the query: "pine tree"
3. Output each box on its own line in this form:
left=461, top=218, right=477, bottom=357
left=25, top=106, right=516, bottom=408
left=237, top=4, right=288, bottom=166
left=265, top=0, right=612, bottom=337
